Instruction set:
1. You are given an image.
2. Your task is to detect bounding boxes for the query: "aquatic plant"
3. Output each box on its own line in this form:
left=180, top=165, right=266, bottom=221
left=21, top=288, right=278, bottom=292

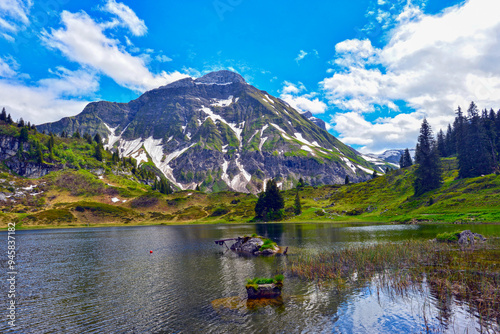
left=288, top=238, right=500, bottom=328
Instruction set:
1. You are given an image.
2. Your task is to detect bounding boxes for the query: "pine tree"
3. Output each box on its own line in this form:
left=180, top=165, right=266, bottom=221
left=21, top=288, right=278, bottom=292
left=255, top=179, right=284, bottom=220
left=294, top=189, right=302, bottom=215
left=18, top=118, right=24, bottom=127
left=372, top=170, right=378, bottom=179
left=444, top=124, right=454, bottom=156
left=437, top=129, right=446, bottom=157
left=463, top=101, right=492, bottom=177
left=297, top=177, right=304, bottom=189
left=94, top=144, right=103, bottom=161
left=0, top=108, right=6, bottom=121
left=344, top=175, right=350, bottom=185
left=48, top=135, right=55, bottom=159
left=413, top=119, right=442, bottom=196
left=72, top=131, right=80, bottom=139
left=195, top=184, right=200, bottom=191
left=6, top=113, right=12, bottom=124
left=399, top=148, right=413, bottom=168
left=19, top=127, right=29, bottom=142
left=84, top=132, right=93, bottom=144
left=94, top=133, right=102, bottom=144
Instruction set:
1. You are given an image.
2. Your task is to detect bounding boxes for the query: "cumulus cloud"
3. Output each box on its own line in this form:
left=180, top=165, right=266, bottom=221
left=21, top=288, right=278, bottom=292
left=42, top=10, right=188, bottom=92
left=102, top=0, right=147, bottom=36
left=0, top=0, right=32, bottom=40
left=323, top=0, right=500, bottom=152
left=0, top=65, right=98, bottom=124
left=280, top=81, right=327, bottom=114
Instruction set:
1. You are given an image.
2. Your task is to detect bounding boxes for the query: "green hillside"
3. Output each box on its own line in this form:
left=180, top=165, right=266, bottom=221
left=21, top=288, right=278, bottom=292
left=2, top=138, right=499, bottom=228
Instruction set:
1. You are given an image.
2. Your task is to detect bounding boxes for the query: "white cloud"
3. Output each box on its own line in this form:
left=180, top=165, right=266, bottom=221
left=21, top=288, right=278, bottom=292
left=102, top=0, right=147, bottom=36
left=295, top=50, right=308, bottom=63
left=280, top=81, right=327, bottom=114
left=0, top=57, right=18, bottom=78
left=156, top=55, right=173, bottom=63
left=0, top=0, right=32, bottom=40
left=42, top=10, right=188, bottom=92
left=323, top=0, right=500, bottom=151
left=332, top=111, right=423, bottom=153
left=0, top=66, right=98, bottom=124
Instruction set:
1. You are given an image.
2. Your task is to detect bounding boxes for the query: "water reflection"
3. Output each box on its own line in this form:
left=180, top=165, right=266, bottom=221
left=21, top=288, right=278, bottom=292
left=0, top=223, right=498, bottom=333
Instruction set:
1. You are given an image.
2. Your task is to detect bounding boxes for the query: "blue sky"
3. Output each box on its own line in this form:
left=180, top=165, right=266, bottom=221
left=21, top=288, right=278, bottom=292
left=1, top=0, right=499, bottom=153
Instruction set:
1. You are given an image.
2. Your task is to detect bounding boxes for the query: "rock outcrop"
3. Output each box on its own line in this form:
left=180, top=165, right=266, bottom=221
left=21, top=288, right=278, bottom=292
left=458, top=230, right=486, bottom=246
left=230, top=236, right=280, bottom=256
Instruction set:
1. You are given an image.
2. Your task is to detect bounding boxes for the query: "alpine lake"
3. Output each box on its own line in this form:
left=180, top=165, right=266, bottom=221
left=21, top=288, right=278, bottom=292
left=1, top=222, right=499, bottom=333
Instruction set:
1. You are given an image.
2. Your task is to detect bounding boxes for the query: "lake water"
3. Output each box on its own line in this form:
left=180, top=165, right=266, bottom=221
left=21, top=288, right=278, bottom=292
left=1, top=223, right=499, bottom=333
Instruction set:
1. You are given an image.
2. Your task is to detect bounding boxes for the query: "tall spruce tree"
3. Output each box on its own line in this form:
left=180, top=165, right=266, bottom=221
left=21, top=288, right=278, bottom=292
left=294, top=189, right=302, bottom=215
left=413, top=119, right=442, bottom=196
left=399, top=148, right=413, bottom=168
left=255, top=179, right=284, bottom=220
left=437, top=129, right=446, bottom=157
left=0, top=108, right=6, bottom=121
left=456, top=102, right=492, bottom=178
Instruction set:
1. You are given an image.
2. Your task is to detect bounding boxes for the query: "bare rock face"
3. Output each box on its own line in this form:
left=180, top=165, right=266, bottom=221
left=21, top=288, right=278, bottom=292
left=246, top=284, right=282, bottom=299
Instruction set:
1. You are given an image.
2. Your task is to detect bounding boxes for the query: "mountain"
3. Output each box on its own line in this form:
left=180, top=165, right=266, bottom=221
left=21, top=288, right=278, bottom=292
left=38, top=70, right=379, bottom=193
left=366, top=149, right=416, bottom=167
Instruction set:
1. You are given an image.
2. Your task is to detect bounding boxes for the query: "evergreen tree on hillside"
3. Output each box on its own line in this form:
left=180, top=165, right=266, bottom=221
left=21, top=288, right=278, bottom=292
left=444, top=124, right=454, bottom=156
left=0, top=108, right=6, bottom=121
left=294, top=189, right=302, bottom=215
left=413, top=119, right=442, bottom=196
left=344, top=175, right=350, bottom=185
left=255, top=179, right=284, bottom=220
left=94, top=143, right=103, bottom=161
left=94, top=133, right=102, bottom=144
left=399, top=148, right=413, bottom=168
left=6, top=113, right=13, bottom=124
left=461, top=101, right=492, bottom=177
left=19, top=127, right=29, bottom=142
left=437, top=129, right=446, bottom=157
left=455, top=106, right=469, bottom=178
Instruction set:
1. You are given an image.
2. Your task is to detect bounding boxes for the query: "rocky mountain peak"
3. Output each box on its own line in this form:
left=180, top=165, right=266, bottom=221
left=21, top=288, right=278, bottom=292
left=194, top=70, right=246, bottom=85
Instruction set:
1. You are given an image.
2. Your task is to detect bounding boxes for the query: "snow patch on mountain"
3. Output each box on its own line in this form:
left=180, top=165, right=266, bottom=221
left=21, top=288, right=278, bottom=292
left=201, top=106, right=244, bottom=144
left=210, top=95, right=234, bottom=107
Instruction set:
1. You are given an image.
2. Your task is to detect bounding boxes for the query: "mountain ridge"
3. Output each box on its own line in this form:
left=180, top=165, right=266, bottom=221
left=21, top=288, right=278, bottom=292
left=38, top=70, right=380, bottom=193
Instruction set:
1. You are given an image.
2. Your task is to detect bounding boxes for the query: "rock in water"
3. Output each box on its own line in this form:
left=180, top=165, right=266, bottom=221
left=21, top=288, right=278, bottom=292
left=246, top=284, right=282, bottom=299
left=230, top=237, right=263, bottom=254
left=458, top=230, right=486, bottom=246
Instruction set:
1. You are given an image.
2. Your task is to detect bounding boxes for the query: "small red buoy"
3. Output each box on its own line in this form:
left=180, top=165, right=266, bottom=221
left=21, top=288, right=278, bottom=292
left=150, top=250, right=153, bottom=254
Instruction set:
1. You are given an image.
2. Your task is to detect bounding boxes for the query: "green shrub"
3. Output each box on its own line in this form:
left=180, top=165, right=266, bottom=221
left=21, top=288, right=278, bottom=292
left=436, top=231, right=461, bottom=242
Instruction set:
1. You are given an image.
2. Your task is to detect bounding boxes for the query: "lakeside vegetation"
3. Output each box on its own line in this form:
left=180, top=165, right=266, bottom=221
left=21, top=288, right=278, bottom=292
left=287, top=236, right=500, bottom=328
left=1, top=154, right=500, bottom=228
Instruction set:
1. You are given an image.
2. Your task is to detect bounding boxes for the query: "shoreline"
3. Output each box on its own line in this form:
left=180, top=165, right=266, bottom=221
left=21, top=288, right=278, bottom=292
left=2, top=219, right=500, bottom=231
